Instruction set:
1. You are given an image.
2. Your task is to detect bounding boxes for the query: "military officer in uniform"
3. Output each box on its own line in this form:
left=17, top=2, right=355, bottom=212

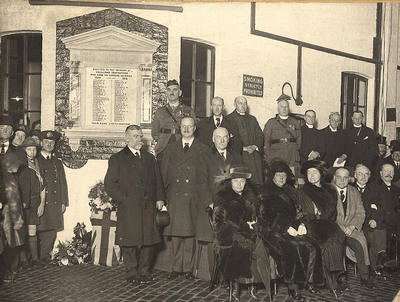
left=151, top=79, right=196, bottom=159
left=263, top=95, right=301, bottom=176
left=37, top=130, right=69, bottom=263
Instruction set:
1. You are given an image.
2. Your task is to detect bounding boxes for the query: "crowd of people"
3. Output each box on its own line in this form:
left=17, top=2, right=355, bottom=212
left=106, top=79, right=400, bottom=301
left=1, top=78, right=400, bottom=302
left=0, top=116, right=68, bottom=284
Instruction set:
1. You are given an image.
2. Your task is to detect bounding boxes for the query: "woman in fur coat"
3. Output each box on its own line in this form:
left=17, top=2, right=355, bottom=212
left=213, top=166, right=271, bottom=301
left=259, top=161, right=323, bottom=301
left=297, top=160, right=346, bottom=296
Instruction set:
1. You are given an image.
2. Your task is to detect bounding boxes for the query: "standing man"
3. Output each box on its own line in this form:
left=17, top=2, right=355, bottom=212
left=196, top=97, right=242, bottom=154
left=161, top=117, right=208, bottom=280
left=320, top=112, right=348, bottom=167
left=333, top=168, right=373, bottom=288
left=151, top=79, right=196, bottom=160
left=0, top=115, right=14, bottom=155
left=381, top=144, right=400, bottom=184
left=37, top=130, right=69, bottom=263
left=104, top=125, right=165, bottom=284
left=300, top=110, right=325, bottom=165
left=345, top=111, right=378, bottom=170
left=196, top=127, right=243, bottom=276
left=263, top=96, right=301, bottom=176
left=227, top=96, right=264, bottom=185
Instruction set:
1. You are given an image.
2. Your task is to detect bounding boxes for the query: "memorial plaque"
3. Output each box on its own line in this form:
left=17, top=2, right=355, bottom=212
left=86, top=67, right=137, bottom=127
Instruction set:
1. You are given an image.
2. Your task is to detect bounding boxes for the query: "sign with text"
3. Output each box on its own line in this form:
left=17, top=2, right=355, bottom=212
left=242, top=74, right=264, bottom=97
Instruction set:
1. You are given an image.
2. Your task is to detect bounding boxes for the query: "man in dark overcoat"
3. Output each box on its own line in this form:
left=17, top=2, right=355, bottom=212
left=37, top=130, right=69, bottom=263
left=320, top=112, right=348, bottom=167
left=161, top=116, right=208, bottom=280
left=196, top=97, right=242, bottom=154
left=104, top=125, right=165, bottom=284
left=227, top=96, right=264, bottom=185
left=345, top=111, right=378, bottom=170
left=197, top=127, right=242, bottom=276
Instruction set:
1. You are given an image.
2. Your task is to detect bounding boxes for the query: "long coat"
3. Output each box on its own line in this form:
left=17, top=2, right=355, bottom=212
left=300, top=126, right=325, bottom=165
left=161, top=138, right=208, bottom=237
left=345, top=125, right=378, bottom=169
left=263, top=115, right=301, bottom=167
left=151, top=103, right=196, bottom=155
left=335, top=185, right=370, bottom=265
left=37, top=153, right=69, bottom=232
left=104, top=147, right=165, bottom=246
left=196, top=147, right=243, bottom=242
left=319, top=126, right=347, bottom=167
left=196, top=116, right=243, bottom=154
left=227, top=111, right=264, bottom=185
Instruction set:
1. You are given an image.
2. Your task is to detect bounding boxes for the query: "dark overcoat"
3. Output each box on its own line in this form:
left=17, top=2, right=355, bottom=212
left=196, top=116, right=243, bottom=154
left=37, top=153, right=69, bottom=232
left=319, top=126, right=347, bottom=167
left=104, top=147, right=165, bottom=246
left=299, top=126, right=325, bottom=165
left=345, top=125, right=378, bottom=169
left=161, top=138, right=208, bottom=237
left=227, top=111, right=264, bottom=185
left=196, top=147, right=243, bottom=242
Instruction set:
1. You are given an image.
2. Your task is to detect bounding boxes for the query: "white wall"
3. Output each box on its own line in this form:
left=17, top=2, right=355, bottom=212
left=0, top=0, right=381, bottom=240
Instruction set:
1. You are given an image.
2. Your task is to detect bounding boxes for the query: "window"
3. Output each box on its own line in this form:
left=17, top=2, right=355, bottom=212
left=0, top=33, right=42, bottom=127
left=340, top=72, right=368, bottom=129
left=180, top=39, right=215, bottom=118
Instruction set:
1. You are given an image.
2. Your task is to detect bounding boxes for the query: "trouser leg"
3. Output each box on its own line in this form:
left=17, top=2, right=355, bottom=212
left=346, top=237, right=369, bottom=280
left=121, top=246, right=138, bottom=279
left=38, top=230, right=57, bottom=261
left=182, top=237, right=195, bottom=273
left=137, top=245, right=153, bottom=276
left=171, top=236, right=184, bottom=273
left=207, top=242, right=215, bottom=278
left=28, top=236, right=39, bottom=262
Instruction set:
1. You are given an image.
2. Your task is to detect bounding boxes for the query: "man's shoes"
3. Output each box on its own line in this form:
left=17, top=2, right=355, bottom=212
left=288, top=289, right=304, bottom=301
left=126, top=276, right=139, bottom=284
left=140, top=275, right=156, bottom=284
left=17, top=262, right=31, bottom=273
left=248, top=284, right=258, bottom=299
left=31, top=260, right=43, bottom=269
left=360, top=278, right=375, bottom=289
left=337, top=272, right=349, bottom=291
left=376, top=252, right=387, bottom=269
left=305, top=284, right=320, bottom=294
left=184, top=272, right=195, bottom=280
left=167, top=272, right=179, bottom=280
left=232, top=281, right=240, bottom=301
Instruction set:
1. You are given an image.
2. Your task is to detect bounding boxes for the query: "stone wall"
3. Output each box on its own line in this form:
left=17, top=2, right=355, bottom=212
left=55, top=8, right=168, bottom=168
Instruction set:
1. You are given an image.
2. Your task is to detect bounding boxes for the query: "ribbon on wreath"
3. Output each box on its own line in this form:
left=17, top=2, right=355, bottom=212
left=90, top=210, right=120, bottom=267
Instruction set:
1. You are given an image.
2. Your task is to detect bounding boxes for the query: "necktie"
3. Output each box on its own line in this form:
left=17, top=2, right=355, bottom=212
left=340, top=190, right=347, bottom=215
left=184, top=143, right=189, bottom=153
left=46, top=155, right=50, bottom=160
left=220, top=151, right=225, bottom=160
left=1, top=144, right=5, bottom=154
left=387, top=185, right=391, bottom=191
left=396, top=162, right=399, bottom=169
left=135, top=152, right=140, bottom=158
left=216, top=117, right=221, bottom=127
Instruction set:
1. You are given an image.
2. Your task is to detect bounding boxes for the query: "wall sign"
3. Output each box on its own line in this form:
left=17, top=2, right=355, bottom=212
left=243, top=74, right=264, bottom=97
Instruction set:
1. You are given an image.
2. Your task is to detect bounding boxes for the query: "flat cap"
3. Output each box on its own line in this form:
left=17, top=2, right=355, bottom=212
left=40, top=130, right=60, bottom=141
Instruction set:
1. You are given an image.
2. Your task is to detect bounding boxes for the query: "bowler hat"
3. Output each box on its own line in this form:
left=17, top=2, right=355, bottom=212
left=376, top=135, right=387, bottom=145
left=21, top=137, right=39, bottom=148
left=156, top=210, right=170, bottom=227
left=392, top=144, right=400, bottom=153
left=166, top=79, right=179, bottom=87
left=40, top=130, right=60, bottom=141
left=0, top=115, right=13, bottom=126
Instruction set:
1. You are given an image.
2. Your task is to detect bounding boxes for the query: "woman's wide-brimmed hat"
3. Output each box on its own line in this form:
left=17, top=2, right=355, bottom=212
left=300, top=159, right=328, bottom=176
left=20, top=136, right=39, bottom=148
left=156, top=211, right=170, bottom=228
left=229, top=166, right=252, bottom=179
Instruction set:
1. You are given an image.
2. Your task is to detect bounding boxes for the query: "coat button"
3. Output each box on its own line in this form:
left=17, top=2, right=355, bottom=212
left=185, top=179, right=189, bottom=183
left=176, top=179, right=180, bottom=183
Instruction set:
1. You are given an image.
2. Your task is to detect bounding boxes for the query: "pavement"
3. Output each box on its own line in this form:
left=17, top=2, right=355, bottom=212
left=0, top=263, right=399, bottom=302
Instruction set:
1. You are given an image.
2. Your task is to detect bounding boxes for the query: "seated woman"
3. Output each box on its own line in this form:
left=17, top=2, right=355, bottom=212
left=258, top=160, right=323, bottom=301
left=212, top=166, right=271, bottom=301
left=297, top=160, right=346, bottom=296
left=18, top=137, right=46, bottom=269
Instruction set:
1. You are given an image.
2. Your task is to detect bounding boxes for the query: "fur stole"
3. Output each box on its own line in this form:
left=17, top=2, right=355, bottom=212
left=301, top=182, right=338, bottom=220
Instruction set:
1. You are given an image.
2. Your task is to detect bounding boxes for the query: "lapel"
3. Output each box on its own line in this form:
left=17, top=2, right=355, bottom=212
left=123, top=146, right=145, bottom=176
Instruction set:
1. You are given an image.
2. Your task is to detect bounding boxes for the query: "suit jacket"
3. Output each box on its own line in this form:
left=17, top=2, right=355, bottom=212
left=196, top=147, right=243, bottom=242
left=227, top=111, right=264, bottom=185
left=104, top=146, right=165, bottom=246
left=345, top=125, right=378, bottom=169
left=336, top=185, right=369, bottom=265
left=320, top=126, right=347, bottom=167
left=196, top=115, right=243, bottom=154
left=37, top=153, right=69, bottom=232
left=300, top=126, right=325, bottom=165
left=161, top=138, right=208, bottom=236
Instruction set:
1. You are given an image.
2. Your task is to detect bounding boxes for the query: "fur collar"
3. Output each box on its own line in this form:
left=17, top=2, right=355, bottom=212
left=302, top=182, right=337, bottom=214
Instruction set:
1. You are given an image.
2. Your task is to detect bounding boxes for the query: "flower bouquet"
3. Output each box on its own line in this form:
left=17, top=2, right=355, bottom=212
left=88, top=181, right=116, bottom=213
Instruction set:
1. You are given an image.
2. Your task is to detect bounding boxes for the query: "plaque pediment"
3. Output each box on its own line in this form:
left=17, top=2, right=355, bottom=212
left=62, top=26, right=161, bottom=53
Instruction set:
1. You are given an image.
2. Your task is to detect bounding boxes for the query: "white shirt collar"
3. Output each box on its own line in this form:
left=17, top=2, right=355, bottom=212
left=356, top=182, right=366, bottom=189
left=336, top=186, right=347, bottom=195
left=216, top=148, right=226, bottom=158
left=214, top=115, right=223, bottom=126
left=353, top=124, right=362, bottom=128
left=279, top=115, right=288, bottom=120
left=306, top=123, right=314, bottom=128
left=182, top=137, right=194, bottom=148
left=236, top=110, right=246, bottom=116
left=1, top=141, right=9, bottom=146
left=329, top=126, right=337, bottom=132
left=128, top=146, right=141, bottom=156
left=41, top=151, right=51, bottom=159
